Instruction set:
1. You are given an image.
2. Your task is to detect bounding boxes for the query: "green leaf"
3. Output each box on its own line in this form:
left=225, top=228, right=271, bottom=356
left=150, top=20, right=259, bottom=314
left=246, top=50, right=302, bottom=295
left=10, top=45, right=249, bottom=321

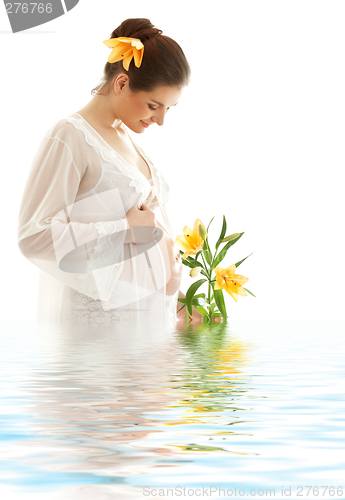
left=180, top=295, right=208, bottom=307
left=243, top=287, right=256, bottom=298
left=215, top=215, right=227, bottom=251
left=180, top=255, right=204, bottom=270
left=179, top=251, right=193, bottom=266
left=186, top=257, right=195, bottom=263
left=186, top=279, right=207, bottom=316
left=207, top=216, right=215, bottom=233
left=221, top=232, right=241, bottom=243
left=189, top=260, right=204, bottom=269
left=234, top=252, right=254, bottom=269
left=205, top=237, right=214, bottom=265
left=192, top=297, right=208, bottom=307
left=211, top=232, right=245, bottom=270
left=194, top=305, right=208, bottom=316
left=195, top=250, right=203, bottom=261
left=203, top=239, right=212, bottom=266
left=204, top=251, right=211, bottom=266
left=177, top=303, right=186, bottom=313
left=180, top=250, right=196, bottom=264
left=181, top=259, right=195, bottom=269
left=213, top=288, right=228, bottom=321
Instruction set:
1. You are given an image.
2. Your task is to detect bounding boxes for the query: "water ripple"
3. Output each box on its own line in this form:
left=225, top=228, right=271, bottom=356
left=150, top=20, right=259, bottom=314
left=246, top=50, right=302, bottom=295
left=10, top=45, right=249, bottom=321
left=0, top=319, right=344, bottom=499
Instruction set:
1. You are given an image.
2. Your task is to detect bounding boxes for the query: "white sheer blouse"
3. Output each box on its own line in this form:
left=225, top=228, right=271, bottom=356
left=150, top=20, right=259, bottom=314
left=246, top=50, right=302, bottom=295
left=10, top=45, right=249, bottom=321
left=17, top=113, right=181, bottom=325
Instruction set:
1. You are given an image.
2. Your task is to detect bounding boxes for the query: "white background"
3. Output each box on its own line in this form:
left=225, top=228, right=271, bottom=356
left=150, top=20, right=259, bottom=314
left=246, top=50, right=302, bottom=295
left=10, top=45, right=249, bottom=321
left=1, top=0, right=344, bottom=320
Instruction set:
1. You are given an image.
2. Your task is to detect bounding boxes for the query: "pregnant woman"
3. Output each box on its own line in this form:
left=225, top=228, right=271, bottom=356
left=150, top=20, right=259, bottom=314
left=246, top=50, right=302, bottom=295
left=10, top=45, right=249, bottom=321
left=18, top=18, right=201, bottom=325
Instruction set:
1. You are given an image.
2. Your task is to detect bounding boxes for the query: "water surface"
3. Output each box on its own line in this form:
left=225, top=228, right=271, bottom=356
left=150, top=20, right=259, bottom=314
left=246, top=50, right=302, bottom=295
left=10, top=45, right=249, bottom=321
left=0, top=319, right=344, bottom=499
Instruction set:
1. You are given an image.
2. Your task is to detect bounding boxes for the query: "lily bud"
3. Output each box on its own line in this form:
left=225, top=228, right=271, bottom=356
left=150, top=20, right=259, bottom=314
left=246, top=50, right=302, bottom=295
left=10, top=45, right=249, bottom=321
left=198, top=224, right=207, bottom=240
left=221, top=232, right=240, bottom=243
left=189, top=267, right=200, bottom=278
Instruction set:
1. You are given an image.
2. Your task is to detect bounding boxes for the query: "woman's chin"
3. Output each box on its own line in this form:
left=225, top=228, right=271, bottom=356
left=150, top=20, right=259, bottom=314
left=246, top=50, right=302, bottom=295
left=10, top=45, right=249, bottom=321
left=121, top=122, right=145, bottom=134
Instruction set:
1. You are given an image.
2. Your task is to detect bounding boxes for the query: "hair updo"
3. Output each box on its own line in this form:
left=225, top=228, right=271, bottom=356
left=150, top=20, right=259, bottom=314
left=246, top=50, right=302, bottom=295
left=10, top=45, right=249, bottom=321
left=91, top=18, right=191, bottom=96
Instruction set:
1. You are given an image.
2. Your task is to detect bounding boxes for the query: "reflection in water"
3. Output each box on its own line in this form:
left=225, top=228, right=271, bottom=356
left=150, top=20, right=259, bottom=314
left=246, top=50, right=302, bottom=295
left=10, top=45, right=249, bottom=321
left=0, top=320, right=252, bottom=496
left=164, top=324, right=255, bottom=454
left=1, top=319, right=345, bottom=498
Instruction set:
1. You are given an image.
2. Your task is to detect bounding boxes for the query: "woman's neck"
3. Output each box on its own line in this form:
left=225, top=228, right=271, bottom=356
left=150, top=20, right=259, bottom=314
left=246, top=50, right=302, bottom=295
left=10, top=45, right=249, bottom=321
left=76, top=93, right=122, bottom=130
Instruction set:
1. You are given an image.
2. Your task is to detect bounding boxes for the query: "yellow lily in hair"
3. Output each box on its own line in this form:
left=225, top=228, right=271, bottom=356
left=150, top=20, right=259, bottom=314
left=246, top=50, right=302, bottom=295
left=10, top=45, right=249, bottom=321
left=103, top=37, right=144, bottom=70
left=176, top=219, right=207, bottom=259
left=214, top=264, right=249, bottom=302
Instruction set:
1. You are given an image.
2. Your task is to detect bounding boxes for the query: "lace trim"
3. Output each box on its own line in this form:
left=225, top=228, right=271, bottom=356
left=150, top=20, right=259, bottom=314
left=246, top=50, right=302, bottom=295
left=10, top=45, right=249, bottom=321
left=91, top=221, right=126, bottom=270
left=67, top=286, right=175, bottom=324
left=77, top=272, right=98, bottom=300
left=143, top=185, right=157, bottom=206
left=66, top=114, right=171, bottom=205
left=66, top=115, right=151, bottom=198
left=95, top=220, right=127, bottom=236
left=134, top=143, right=170, bottom=205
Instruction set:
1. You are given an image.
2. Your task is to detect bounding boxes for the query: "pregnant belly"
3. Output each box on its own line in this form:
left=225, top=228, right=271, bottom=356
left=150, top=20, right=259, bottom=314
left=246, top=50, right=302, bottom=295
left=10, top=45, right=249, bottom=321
left=155, top=220, right=182, bottom=296
left=120, top=220, right=182, bottom=296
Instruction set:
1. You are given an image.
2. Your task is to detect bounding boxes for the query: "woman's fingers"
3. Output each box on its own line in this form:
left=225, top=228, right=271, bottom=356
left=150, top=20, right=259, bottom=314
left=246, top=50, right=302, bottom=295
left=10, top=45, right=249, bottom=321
left=177, top=304, right=223, bottom=324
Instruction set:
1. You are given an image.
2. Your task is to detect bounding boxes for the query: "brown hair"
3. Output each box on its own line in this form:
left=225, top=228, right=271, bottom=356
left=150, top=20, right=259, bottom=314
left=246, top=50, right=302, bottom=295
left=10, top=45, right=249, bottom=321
left=91, top=18, right=191, bottom=96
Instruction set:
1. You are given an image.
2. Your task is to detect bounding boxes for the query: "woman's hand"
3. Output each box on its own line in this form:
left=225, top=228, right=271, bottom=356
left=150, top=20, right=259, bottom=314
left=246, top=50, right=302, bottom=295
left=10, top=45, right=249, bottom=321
left=176, top=303, right=203, bottom=324
left=177, top=290, right=222, bottom=324
left=125, top=203, right=158, bottom=244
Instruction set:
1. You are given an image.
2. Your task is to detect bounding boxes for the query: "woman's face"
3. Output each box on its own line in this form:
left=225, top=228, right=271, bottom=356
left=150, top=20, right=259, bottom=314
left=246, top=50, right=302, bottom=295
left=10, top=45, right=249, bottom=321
left=114, top=77, right=184, bottom=133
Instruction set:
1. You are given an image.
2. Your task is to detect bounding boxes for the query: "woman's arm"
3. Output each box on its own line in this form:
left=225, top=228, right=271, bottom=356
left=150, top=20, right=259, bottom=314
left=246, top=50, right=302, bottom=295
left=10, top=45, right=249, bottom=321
left=18, top=133, right=128, bottom=301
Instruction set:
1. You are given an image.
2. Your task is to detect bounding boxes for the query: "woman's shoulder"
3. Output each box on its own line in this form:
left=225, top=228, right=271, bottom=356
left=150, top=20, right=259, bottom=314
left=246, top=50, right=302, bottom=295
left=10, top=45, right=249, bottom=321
left=42, top=113, right=84, bottom=145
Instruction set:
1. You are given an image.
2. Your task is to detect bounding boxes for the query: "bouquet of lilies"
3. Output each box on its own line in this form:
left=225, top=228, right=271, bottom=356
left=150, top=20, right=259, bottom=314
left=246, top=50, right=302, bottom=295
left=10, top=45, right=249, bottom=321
left=175, top=216, right=255, bottom=323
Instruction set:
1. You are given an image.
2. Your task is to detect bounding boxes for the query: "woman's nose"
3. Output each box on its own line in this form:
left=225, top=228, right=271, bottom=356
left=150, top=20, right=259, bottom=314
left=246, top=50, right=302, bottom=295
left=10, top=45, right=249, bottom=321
left=152, top=108, right=166, bottom=126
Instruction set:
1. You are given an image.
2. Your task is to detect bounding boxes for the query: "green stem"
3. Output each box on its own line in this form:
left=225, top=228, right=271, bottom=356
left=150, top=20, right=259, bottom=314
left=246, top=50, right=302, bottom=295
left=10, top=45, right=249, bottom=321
left=200, top=247, right=214, bottom=322
left=211, top=244, right=222, bottom=271
left=201, top=253, right=211, bottom=280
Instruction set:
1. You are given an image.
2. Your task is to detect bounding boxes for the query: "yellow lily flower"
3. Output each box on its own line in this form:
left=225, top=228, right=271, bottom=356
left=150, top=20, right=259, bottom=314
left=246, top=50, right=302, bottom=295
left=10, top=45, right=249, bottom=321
left=103, top=37, right=144, bottom=70
left=175, top=219, right=207, bottom=259
left=214, top=264, right=249, bottom=302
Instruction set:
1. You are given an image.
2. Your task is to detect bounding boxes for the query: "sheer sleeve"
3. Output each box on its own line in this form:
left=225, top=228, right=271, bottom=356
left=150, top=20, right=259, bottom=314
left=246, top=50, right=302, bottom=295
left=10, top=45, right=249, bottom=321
left=18, top=133, right=129, bottom=302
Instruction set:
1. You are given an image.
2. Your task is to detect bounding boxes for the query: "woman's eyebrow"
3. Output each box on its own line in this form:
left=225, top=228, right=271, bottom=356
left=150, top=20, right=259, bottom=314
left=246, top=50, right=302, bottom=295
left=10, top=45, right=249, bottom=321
left=151, top=100, right=178, bottom=107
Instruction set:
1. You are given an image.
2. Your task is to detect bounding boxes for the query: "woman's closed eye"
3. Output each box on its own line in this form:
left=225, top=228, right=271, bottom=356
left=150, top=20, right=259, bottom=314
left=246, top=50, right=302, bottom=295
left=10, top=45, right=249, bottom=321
left=148, top=104, right=170, bottom=112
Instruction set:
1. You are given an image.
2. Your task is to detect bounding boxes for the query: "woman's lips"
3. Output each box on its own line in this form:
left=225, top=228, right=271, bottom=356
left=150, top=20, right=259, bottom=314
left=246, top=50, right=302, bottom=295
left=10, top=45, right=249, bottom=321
left=140, top=120, right=149, bottom=128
